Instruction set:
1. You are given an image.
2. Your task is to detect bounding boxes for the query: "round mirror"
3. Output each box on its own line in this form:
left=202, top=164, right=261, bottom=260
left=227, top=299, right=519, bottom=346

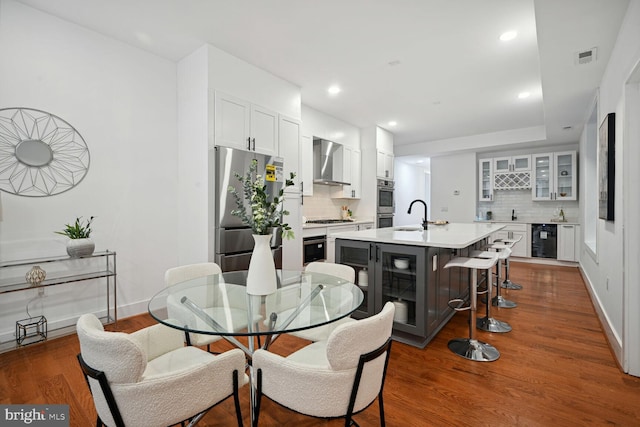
left=15, top=139, right=54, bottom=167
left=0, top=107, right=90, bottom=197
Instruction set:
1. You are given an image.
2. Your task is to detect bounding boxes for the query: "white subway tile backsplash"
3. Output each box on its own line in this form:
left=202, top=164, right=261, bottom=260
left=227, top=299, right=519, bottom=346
left=302, top=185, right=362, bottom=220
left=478, top=189, right=579, bottom=223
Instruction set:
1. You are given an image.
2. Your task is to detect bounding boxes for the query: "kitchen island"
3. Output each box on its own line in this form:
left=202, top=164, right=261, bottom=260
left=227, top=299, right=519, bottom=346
left=334, top=222, right=504, bottom=348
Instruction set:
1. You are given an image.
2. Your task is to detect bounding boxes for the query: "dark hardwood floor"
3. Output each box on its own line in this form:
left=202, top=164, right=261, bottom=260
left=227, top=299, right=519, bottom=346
left=2, top=262, right=640, bottom=426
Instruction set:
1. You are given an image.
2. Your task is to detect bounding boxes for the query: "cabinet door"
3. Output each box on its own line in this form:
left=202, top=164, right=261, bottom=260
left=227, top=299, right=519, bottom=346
left=493, top=156, right=511, bottom=173
left=510, top=231, right=528, bottom=257
left=557, top=224, right=576, bottom=261
left=555, top=151, right=577, bottom=201
left=335, top=239, right=375, bottom=319
left=478, top=158, right=493, bottom=201
left=377, top=150, right=394, bottom=179
left=375, top=244, right=426, bottom=336
left=282, top=193, right=303, bottom=270
left=332, top=147, right=353, bottom=198
left=351, top=149, right=362, bottom=198
left=214, top=92, right=250, bottom=150
left=532, top=153, right=553, bottom=200
left=512, top=155, right=531, bottom=171
left=250, top=105, right=278, bottom=156
left=300, top=135, right=313, bottom=196
left=279, top=115, right=301, bottom=193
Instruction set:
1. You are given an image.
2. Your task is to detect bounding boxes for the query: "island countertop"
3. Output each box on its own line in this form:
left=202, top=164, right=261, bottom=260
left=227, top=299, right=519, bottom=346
left=331, top=222, right=505, bottom=249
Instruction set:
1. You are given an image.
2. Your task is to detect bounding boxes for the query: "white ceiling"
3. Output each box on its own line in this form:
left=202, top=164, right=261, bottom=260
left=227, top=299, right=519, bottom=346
left=14, top=0, right=630, bottom=157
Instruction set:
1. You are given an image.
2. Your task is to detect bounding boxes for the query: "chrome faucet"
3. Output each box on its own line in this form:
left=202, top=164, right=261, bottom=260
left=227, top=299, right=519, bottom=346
left=408, top=199, right=428, bottom=230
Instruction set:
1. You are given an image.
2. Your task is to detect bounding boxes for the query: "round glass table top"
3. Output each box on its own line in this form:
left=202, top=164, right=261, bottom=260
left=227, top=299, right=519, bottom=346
left=148, top=270, right=364, bottom=337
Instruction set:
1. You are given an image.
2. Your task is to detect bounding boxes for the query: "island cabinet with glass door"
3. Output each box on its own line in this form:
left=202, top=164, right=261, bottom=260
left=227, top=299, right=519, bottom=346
left=335, top=239, right=471, bottom=348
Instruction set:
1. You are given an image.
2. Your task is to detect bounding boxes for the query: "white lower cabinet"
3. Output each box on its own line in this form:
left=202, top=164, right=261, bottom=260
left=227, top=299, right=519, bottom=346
left=557, top=224, right=579, bottom=262
left=491, top=223, right=528, bottom=257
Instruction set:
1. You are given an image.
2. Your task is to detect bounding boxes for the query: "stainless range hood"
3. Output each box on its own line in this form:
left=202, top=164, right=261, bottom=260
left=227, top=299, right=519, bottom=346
left=313, top=138, right=350, bottom=186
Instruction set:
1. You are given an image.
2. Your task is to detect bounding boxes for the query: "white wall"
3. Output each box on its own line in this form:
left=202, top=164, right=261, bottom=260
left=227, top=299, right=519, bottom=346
left=0, top=0, right=179, bottom=342
left=430, top=152, right=477, bottom=223
left=579, top=0, right=640, bottom=375
left=394, top=161, right=429, bottom=226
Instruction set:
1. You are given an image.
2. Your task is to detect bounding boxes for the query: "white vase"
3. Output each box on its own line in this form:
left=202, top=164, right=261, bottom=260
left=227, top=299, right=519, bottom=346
left=246, top=234, right=277, bottom=295
left=66, top=238, right=95, bottom=257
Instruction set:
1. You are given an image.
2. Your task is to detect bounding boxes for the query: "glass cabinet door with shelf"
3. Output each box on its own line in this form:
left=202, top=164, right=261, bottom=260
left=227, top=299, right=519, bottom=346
left=555, top=151, right=577, bottom=201
left=478, top=158, right=493, bottom=201
left=335, top=240, right=374, bottom=319
left=375, top=244, right=426, bottom=336
left=532, top=153, right=553, bottom=200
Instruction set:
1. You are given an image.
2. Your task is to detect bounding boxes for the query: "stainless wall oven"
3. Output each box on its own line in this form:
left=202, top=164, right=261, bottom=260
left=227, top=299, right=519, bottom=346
left=377, top=179, right=394, bottom=214
left=377, top=213, right=394, bottom=229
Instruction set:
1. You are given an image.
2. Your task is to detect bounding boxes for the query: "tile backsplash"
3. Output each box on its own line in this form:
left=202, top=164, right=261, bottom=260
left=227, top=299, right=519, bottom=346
left=302, top=185, right=362, bottom=220
left=478, top=189, right=579, bottom=222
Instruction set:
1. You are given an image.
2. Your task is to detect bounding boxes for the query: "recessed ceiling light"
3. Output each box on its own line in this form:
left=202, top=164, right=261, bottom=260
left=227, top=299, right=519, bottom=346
left=388, top=121, right=397, bottom=127
left=500, top=30, right=518, bottom=41
left=518, top=91, right=531, bottom=99
left=328, top=85, right=341, bottom=95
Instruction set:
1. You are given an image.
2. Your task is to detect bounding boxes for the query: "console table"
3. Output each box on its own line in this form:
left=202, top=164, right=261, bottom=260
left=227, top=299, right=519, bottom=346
left=0, top=251, right=117, bottom=346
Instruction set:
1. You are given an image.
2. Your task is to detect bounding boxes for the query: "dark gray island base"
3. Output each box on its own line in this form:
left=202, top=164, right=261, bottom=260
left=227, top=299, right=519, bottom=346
left=334, top=223, right=504, bottom=348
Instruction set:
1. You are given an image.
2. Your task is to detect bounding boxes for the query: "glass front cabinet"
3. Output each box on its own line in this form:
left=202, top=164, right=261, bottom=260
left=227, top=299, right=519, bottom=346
left=532, top=151, right=577, bottom=201
left=478, top=158, right=493, bottom=201
left=336, top=239, right=468, bottom=347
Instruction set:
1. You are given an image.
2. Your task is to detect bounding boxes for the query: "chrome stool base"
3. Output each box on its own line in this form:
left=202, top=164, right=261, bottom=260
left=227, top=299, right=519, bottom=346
left=477, top=316, right=512, bottom=333
left=501, top=279, right=523, bottom=290
left=448, top=338, right=500, bottom=362
left=492, top=295, right=517, bottom=308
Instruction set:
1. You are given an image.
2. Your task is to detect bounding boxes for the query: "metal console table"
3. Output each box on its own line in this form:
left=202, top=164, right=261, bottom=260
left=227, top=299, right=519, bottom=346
left=0, top=250, right=117, bottom=346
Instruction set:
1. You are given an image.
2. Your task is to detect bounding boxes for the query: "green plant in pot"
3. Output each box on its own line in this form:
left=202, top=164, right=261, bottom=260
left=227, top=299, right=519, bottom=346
left=228, top=159, right=295, bottom=295
left=55, top=216, right=96, bottom=257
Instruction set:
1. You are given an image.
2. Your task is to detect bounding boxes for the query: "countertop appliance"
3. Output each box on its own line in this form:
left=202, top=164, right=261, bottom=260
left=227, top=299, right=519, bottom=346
left=531, top=223, right=557, bottom=258
left=212, top=146, right=283, bottom=272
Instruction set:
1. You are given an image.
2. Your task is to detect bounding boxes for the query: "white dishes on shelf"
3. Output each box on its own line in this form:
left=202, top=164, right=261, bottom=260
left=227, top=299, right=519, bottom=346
left=394, top=258, right=409, bottom=269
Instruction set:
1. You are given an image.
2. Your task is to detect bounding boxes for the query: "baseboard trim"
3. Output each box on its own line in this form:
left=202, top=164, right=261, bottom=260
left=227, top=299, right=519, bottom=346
left=578, top=265, right=624, bottom=372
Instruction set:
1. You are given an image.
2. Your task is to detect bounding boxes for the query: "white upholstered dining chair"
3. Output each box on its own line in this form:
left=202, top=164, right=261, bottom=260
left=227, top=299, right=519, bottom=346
left=253, top=301, right=395, bottom=426
left=164, top=262, right=224, bottom=350
left=289, top=261, right=358, bottom=342
left=76, top=313, right=248, bottom=427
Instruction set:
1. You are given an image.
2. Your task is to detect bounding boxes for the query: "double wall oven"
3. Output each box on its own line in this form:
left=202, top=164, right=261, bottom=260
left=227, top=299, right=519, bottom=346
left=376, top=179, right=394, bottom=228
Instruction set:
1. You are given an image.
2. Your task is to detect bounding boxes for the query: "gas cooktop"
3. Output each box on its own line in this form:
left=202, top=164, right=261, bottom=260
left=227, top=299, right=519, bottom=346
left=305, top=219, right=354, bottom=224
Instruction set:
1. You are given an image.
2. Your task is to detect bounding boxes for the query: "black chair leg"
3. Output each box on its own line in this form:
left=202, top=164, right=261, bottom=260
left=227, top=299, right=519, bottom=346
left=232, top=370, right=243, bottom=427
left=379, top=394, right=386, bottom=427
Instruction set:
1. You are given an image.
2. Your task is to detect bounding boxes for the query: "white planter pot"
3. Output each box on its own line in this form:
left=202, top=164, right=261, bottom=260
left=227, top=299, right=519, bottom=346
left=246, top=234, right=277, bottom=295
left=66, top=238, right=95, bottom=258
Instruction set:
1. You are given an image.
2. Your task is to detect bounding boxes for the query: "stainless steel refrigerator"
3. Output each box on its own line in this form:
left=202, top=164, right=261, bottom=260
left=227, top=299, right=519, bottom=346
left=212, top=146, right=283, bottom=272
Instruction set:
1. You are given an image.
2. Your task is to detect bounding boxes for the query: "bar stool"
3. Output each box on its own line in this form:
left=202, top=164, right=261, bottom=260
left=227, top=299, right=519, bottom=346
left=469, top=250, right=511, bottom=333
left=494, top=236, right=523, bottom=290
left=488, top=242, right=517, bottom=308
left=445, top=254, right=500, bottom=362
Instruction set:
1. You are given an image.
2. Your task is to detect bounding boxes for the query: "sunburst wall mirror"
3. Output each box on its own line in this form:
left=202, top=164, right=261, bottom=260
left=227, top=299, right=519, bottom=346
left=0, top=107, right=90, bottom=197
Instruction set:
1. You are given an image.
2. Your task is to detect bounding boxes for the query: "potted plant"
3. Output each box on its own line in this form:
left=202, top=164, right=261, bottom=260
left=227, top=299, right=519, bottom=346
left=55, top=216, right=96, bottom=257
left=228, top=160, right=295, bottom=294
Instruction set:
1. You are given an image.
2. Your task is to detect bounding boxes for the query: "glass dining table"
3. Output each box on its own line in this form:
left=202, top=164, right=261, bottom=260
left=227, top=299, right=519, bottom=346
left=148, top=269, right=364, bottom=426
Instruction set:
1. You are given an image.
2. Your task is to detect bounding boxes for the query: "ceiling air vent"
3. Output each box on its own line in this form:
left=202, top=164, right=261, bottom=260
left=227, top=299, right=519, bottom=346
left=575, top=47, right=597, bottom=65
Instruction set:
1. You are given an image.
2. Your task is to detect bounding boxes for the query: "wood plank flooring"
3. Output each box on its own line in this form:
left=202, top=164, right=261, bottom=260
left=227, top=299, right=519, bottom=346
left=2, top=262, right=640, bottom=426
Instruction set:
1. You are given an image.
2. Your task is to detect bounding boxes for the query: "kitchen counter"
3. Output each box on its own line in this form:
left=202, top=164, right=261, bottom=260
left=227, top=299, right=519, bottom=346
left=303, top=219, right=374, bottom=229
left=474, top=219, right=580, bottom=225
left=332, top=222, right=504, bottom=249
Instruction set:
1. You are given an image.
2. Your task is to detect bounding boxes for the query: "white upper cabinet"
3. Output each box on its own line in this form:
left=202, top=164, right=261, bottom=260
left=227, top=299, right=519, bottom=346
left=377, top=149, right=394, bottom=179
left=478, top=158, right=493, bottom=201
left=278, top=115, right=301, bottom=193
left=493, top=155, right=531, bottom=172
left=214, top=91, right=278, bottom=156
left=332, top=148, right=361, bottom=199
left=532, top=151, right=577, bottom=201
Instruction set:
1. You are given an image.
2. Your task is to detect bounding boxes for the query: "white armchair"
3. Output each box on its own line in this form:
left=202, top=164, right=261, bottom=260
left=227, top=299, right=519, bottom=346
left=76, top=313, right=248, bottom=427
left=253, top=301, right=395, bottom=426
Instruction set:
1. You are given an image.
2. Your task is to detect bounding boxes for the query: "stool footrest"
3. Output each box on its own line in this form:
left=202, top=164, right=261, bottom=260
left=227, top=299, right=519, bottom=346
left=448, top=298, right=469, bottom=311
